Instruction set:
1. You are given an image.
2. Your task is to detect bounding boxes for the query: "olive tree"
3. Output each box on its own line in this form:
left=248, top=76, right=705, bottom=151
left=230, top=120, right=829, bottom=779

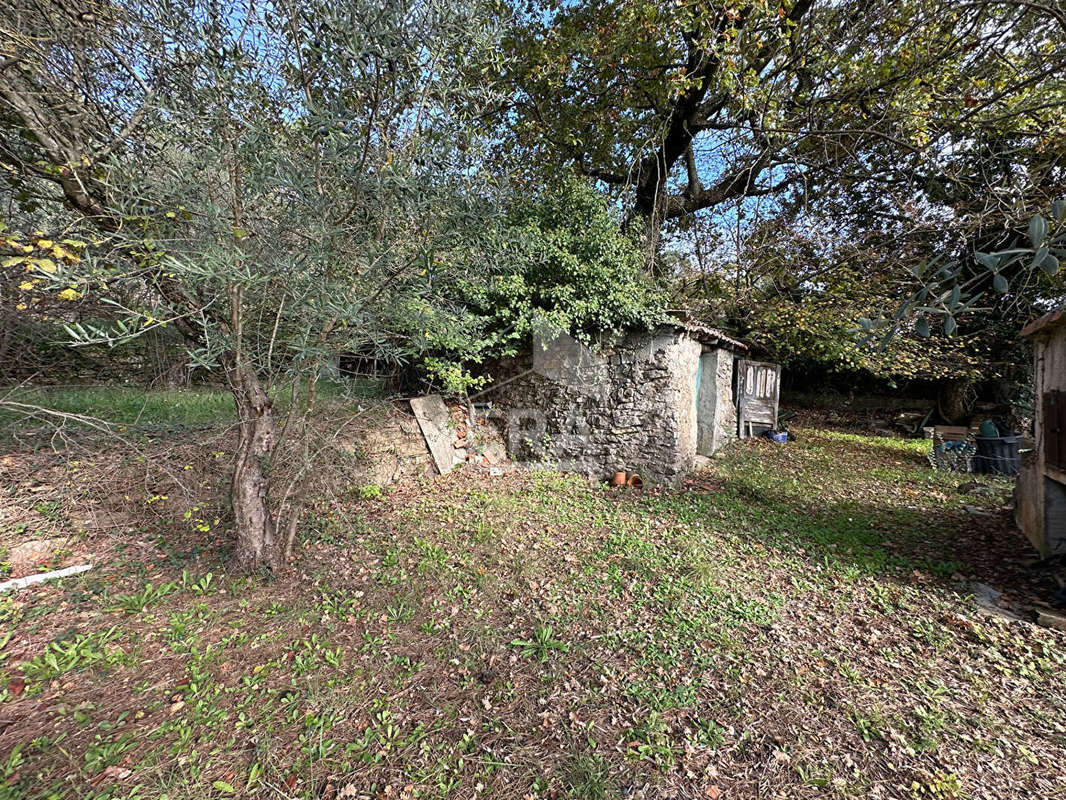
left=1, top=0, right=512, bottom=572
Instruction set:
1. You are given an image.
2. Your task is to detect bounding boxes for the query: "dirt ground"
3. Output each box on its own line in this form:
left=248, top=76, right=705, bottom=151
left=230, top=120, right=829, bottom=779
left=1, top=421, right=1063, bottom=800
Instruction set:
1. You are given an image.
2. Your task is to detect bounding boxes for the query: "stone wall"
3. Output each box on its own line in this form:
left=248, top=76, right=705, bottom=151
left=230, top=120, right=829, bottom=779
left=336, top=407, right=436, bottom=486
left=486, top=330, right=709, bottom=483
left=338, top=402, right=510, bottom=485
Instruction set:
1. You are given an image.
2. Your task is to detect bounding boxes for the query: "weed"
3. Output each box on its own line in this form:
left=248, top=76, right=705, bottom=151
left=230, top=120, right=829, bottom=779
left=391, top=655, right=423, bottom=680
left=21, top=627, right=125, bottom=684
left=690, top=718, right=725, bottom=749
left=183, top=570, right=216, bottom=595
left=420, top=618, right=448, bottom=635
left=83, top=733, right=135, bottom=775
left=563, top=753, right=610, bottom=800
left=910, top=618, right=952, bottom=650
left=469, top=520, right=495, bottom=543
left=1, top=743, right=24, bottom=785
left=386, top=600, right=415, bottom=623
left=909, top=772, right=963, bottom=799
left=509, top=625, right=569, bottom=662
left=849, top=706, right=886, bottom=742
left=624, top=711, right=676, bottom=767
left=113, top=581, right=177, bottom=613
left=414, top=536, right=448, bottom=575
left=833, top=657, right=862, bottom=684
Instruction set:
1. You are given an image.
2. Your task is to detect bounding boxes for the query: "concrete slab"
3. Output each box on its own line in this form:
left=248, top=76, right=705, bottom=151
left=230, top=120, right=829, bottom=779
left=410, top=394, right=461, bottom=475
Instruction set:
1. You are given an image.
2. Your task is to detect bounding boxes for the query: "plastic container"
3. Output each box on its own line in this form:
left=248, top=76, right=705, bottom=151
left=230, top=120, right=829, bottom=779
left=974, top=435, right=1021, bottom=476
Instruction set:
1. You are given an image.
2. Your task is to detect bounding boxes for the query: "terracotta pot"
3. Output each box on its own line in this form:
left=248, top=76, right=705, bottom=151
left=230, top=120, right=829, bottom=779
left=610, top=471, right=627, bottom=486
left=626, top=473, right=644, bottom=489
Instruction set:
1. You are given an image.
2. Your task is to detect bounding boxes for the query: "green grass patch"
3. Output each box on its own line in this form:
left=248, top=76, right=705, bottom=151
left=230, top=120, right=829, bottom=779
left=0, top=378, right=383, bottom=431
left=0, top=385, right=234, bottom=427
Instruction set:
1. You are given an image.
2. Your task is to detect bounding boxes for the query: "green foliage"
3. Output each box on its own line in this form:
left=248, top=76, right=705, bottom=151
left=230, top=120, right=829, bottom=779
left=493, top=177, right=666, bottom=341
left=880, top=203, right=1066, bottom=340
left=682, top=222, right=993, bottom=381
left=21, top=627, right=125, bottom=684
left=0, top=387, right=234, bottom=429
left=509, top=624, right=569, bottom=662
left=185, top=571, right=216, bottom=596
left=498, top=0, right=1066, bottom=243
left=679, top=198, right=1058, bottom=387
left=909, top=772, right=963, bottom=799
left=426, top=177, right=665, bottom=390
left=3, top=0, right=516, bottom=393
left=0, top=0, right=521, bottom=570
left=741, top=270, right=989, bottom=382
left=0, top=744, right=25, bottom=792
left=83, top=733, right=135, bottom=775
left=112, top=582, right=177, bottom=614
left=502, top=0, right=1065, bottom=384
left=0, top=382, right=375, bottom=439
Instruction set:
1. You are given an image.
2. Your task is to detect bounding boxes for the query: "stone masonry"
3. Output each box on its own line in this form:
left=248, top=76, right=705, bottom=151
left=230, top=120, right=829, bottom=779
left=487, top=327, right=737, bottom=483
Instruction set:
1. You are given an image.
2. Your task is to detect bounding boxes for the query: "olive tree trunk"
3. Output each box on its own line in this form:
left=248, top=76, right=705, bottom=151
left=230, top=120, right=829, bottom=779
left=224, top=356, right=283, bottom=573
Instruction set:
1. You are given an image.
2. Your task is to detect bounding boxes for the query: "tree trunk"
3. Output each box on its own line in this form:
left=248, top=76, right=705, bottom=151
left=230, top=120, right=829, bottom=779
left=224, top=356, right=282, bottom=573
left=632, top=169, right=666, bottom=275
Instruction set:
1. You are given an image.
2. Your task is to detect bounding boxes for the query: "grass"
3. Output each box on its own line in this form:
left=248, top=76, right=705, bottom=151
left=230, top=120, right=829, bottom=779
left=0, top=379, right=384, bottom=434
left=0, top=426, right=1063, bottom=799
left=0, top=386, right=236, bottom=428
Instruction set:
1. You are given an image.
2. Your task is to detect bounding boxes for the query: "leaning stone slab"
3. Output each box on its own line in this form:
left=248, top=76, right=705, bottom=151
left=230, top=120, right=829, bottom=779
left=410, top=394, right=461, bottom=475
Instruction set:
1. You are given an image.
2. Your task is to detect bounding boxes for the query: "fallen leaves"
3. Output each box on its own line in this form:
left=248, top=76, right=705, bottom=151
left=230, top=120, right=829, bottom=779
left=2, top=424, right=1063, bottom=800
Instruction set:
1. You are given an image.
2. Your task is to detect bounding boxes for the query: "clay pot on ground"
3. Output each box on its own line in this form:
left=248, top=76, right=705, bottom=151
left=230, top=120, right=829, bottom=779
left=610, top=471, right=626, bottom=486
left=626, top=473, right=644, bottom=489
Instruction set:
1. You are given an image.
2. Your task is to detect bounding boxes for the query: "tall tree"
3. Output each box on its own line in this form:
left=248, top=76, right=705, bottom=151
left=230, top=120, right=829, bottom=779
left=500, top=0, right=1066, bottom=265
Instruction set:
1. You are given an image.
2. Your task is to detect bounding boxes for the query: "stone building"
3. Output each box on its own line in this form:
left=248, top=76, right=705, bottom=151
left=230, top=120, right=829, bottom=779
left=484, top=322, right=761, bottom=483
left=1016, top=308, right=1066, bottom=557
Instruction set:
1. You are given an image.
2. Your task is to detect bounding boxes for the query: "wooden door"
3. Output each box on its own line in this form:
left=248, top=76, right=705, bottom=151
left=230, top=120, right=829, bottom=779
left=737, top=359, right=781, bottom=439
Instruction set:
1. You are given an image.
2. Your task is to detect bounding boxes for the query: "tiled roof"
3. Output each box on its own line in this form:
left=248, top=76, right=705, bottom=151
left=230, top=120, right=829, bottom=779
left=662, top=319, right=748, bottom=351
left=1021, top=308, right=1066, bottom=339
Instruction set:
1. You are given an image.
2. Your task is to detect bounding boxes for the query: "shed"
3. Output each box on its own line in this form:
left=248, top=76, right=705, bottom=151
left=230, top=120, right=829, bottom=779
left=484, top=321, right=778, bottom=483
left=1016, top=308, right=1066, bottom=557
